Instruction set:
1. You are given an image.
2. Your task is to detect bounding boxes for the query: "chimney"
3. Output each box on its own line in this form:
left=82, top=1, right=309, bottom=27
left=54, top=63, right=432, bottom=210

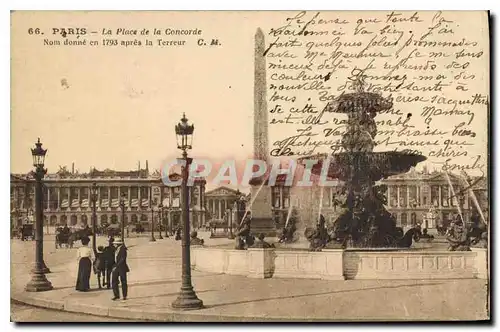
left=146, top=160, right=149, bottom=172
left=72, top=162, right=75, bottom=174
left=138, top=161, right=141, bottom=171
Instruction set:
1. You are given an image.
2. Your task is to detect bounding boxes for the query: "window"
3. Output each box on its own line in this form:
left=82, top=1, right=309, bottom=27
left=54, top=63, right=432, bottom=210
left=411, top=213, right=417, bottom=226
left=282, top=187, right=290, bottom=208
left=131, top=187, right=139, bottom=199
left=111, top=187, right=119, bottom=200
left=441, top=186, right=449, bottom=207
left=390, top=186, right=398, bottom=207
left=431, top=186, right=439, bottom=206
left=399, top=186, right=407, bottom=207
left=401, top=213, right=408, bottom=227
left=409, top=186, right=418, bottom=206
left=191, top=187, right=199, bottom=206
left=140, top=187, right=149, bottom=199
left=271, top=187, right=281, bottom=208
left=71, top=187, right=79, bottom=200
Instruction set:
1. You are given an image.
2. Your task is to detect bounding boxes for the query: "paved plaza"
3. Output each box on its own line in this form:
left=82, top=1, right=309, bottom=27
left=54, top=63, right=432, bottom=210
left=11, top=233, right=489, bottom=322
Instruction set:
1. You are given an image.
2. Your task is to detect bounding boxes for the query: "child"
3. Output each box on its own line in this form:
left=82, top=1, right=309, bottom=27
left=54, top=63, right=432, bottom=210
left=93, top=245, right=105, bottom=289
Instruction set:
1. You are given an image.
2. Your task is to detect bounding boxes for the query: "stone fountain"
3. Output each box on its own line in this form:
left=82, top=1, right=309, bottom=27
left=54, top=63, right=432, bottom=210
left=304, top=81, right=427, bottom=250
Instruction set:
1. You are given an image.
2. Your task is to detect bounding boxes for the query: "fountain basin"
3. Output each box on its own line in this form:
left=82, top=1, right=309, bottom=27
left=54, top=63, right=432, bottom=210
left=310, top=151, right=427, bottom=182
left=191, top=246, right=487, bottom=281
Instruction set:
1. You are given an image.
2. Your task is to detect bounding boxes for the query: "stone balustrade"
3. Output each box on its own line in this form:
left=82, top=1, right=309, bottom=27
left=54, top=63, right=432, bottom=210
left=191, top=247, right=487, bottom=281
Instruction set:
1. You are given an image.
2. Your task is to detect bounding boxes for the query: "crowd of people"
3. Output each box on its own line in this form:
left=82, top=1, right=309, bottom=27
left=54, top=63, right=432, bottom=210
left=75, top=235, right=129, bottom=301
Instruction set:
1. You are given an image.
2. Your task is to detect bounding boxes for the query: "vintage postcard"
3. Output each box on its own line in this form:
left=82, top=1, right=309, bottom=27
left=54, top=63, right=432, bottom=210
left=10, top=10, right=489, bottom=322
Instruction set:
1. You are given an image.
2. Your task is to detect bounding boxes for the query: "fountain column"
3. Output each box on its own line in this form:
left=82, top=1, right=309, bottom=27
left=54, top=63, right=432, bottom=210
left=47, top=188, right=50, bottom=211
left=448, top=186, right=452, bottom=206
left=97, top=188, right=101, bottom=207
left=438, top=186, right=442, bottom=207
left=397, top=186, right=401, bottom=207
left=128, top=187, right=131, bottom=207
left=407, top=186, right=410, bottom=208
left=387, top=186, right=391, bottom=207
left=137, top=187, right=141, bottom=209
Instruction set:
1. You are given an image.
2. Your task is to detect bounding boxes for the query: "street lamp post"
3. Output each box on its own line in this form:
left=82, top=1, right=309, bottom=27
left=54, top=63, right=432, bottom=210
left=171, top=113, right=203, bottom=310
left=228, top=190, right=240, bottom=239
left=163, top=204, right=169, bottom=238
left=158, top=203, right=164, bottom=239
left=150, top=207, right=156, bottom=242
left=228, top=203, right=236, bottom=239
left=25, top=138, right=53, bottom=292
left=119, top=193, right=126, bottom=242
left=90, top=183, right=98, bottom=253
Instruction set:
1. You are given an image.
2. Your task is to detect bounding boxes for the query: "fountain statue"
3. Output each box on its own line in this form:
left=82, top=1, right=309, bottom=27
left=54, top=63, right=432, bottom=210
left=278, top=208, right=299, bottom=244
left=253, top=233, right=275, bottom=248
left=306, top=79, right=427, bottom=249
left=235, top=213, right=255, bottom=250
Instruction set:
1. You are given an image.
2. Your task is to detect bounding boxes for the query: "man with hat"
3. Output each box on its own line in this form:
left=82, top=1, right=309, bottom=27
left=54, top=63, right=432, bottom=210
left=111, top=237, right=130, bottom=300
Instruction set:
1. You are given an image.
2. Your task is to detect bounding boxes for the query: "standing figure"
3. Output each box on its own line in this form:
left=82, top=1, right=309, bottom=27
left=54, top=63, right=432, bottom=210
left=75, top=236, right=93, bottom=292
left=102, top=237, right=116, bottom=289
left=93, top=245, right=105, bottom=289
left=111, top=237, right=130, bottom=301
left=175, top=226, right=182, bottom=241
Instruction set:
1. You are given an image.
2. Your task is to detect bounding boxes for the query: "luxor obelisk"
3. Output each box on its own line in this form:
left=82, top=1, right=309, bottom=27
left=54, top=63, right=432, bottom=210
left=249, top=28, right=274, bottom=235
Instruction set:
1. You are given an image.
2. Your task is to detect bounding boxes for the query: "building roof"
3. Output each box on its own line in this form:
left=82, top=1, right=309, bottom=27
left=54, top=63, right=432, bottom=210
left=205, top=186, right=242, bottom=197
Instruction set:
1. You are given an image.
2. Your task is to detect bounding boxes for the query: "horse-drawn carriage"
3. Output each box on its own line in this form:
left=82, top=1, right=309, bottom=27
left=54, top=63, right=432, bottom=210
left=55, top=226, right=93, bottom=249
left=18, top=224, right=34, bottom=241
left=55, top=226, right=73, bottom=248
left=132, top=223, right=145, bottom=234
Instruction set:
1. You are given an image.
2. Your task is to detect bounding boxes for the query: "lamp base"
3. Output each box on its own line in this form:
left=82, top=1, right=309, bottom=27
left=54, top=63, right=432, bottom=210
left=158, top=234, right=164, bottom=239
left=171, top=289, right=204, bottom=310
left=25, top=271, right=53, bottom=292
left=41, top=260, right=51, bottom=274
left=149, top=236, right=156, bottom=242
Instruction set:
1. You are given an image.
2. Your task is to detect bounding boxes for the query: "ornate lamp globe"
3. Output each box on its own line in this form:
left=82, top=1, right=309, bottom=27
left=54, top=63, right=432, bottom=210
left=175, top=113, right=194, bottom=150
left=31, top=138, right=47, bottom=168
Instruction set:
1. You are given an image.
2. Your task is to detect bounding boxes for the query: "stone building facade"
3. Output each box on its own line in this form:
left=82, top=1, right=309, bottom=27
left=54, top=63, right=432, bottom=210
left=204, top=186, right=243, bottom=223
left=10, top=166, right=206, bottom=231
